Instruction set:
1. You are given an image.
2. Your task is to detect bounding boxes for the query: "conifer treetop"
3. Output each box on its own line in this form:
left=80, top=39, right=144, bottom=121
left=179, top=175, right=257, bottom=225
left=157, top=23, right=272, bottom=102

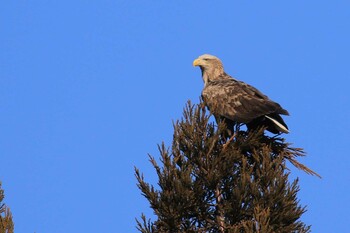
left=136, top=101, right=317, bottom=232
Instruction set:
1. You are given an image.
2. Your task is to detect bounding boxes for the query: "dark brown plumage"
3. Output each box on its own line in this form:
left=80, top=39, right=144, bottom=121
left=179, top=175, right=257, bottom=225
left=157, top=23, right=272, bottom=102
left=193, top=54, right=289, bottom=134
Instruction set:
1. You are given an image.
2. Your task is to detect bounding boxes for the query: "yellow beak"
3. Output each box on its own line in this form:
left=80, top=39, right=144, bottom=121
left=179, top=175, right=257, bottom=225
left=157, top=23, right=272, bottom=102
left=193, top=58, right=201, bottom=67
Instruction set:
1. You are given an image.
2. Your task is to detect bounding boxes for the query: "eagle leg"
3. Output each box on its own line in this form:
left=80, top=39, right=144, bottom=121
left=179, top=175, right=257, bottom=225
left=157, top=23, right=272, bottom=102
left=222, top=131, right=237, bottom=151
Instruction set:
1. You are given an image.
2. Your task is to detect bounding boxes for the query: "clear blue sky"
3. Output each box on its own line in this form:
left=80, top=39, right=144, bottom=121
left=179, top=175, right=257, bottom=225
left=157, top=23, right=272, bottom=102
left=1, top=1, right=349, bottom=232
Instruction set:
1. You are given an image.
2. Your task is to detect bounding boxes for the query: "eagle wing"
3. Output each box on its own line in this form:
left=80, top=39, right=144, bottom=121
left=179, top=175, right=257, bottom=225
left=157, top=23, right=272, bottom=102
left=202, top=77, right=288, bottom=123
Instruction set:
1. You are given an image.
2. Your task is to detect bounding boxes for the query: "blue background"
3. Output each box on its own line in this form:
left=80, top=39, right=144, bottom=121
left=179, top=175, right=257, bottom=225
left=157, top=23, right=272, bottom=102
left=1, top=1, right=349, bottom=232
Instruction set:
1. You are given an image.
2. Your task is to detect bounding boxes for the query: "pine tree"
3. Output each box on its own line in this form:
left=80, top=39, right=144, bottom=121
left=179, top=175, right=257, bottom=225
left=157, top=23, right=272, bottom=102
left=0, top=182, right=14, bottom=233
left=135, top=101, right=318, bottom=233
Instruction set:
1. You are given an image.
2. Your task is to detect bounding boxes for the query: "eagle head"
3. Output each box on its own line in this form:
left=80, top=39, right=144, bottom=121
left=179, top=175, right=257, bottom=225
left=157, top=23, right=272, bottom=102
left=193, top=54, right=225, bottom=85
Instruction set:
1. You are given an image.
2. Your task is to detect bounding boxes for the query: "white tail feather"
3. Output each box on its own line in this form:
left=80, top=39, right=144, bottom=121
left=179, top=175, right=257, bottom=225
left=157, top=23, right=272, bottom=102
left=265, top=115, right=289, bottom=133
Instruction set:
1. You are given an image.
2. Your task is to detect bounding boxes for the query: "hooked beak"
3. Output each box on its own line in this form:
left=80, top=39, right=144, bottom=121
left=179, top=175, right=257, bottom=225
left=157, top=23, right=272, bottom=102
left=193, top=58, right=201, bottom=67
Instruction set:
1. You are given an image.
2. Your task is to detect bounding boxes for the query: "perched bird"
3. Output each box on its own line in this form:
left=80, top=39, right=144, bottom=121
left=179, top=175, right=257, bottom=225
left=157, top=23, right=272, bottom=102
left=193, top=54, right=289, bottom=134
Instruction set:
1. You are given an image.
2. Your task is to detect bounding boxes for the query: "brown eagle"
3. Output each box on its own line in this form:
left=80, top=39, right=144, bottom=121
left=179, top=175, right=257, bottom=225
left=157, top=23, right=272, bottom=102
left=193, top=54, right=289, bottom=134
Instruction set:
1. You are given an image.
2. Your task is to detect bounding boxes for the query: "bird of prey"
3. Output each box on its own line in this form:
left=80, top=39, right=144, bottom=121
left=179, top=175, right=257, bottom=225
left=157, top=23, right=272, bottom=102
left=193, top=54, right=289, bottom=134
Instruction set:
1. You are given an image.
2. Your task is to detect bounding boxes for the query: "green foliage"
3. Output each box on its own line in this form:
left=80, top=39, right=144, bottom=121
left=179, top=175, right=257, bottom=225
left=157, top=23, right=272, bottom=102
left=0, top=182, right=14, bottom=233
left=136, top=101, right=315, bottom=232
